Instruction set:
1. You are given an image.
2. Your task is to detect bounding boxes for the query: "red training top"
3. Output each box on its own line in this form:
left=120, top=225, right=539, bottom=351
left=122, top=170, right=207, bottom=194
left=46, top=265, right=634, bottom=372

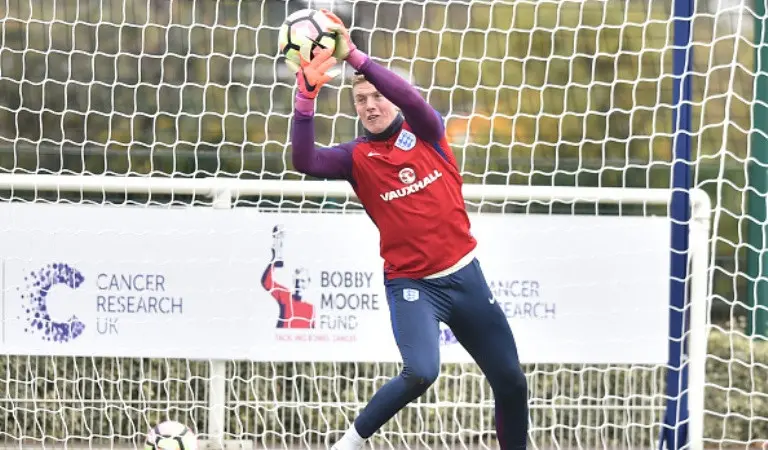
left=290, top=56, right=477, bottom=279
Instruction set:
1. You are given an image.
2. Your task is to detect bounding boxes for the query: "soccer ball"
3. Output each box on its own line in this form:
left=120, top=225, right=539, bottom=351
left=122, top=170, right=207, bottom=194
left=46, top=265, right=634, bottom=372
left=278, top=9, right=337, bottom=72
left=144, top=420, right=198, bottom=450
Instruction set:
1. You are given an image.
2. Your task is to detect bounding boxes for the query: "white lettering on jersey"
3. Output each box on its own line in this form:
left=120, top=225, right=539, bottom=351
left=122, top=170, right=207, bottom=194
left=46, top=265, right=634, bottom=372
left=380, top=169, right=443, bottom=202
left=394, top=130, right=417, bottom=151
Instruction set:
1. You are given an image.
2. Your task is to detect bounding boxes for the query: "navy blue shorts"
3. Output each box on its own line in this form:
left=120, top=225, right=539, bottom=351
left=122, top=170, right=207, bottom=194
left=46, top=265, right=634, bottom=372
left=383, top=258, right=520, bottom=380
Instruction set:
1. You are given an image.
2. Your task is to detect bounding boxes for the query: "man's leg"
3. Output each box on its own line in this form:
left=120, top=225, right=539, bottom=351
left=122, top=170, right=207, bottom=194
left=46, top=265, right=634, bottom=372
left=446, top=259, right=529, bottom=450
left=332, top=278, right=443, bottom=450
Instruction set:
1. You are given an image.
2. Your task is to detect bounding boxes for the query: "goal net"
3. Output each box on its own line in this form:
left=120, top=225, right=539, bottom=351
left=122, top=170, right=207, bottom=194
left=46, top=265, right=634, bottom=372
left=0, top=1, right=764, bottom=450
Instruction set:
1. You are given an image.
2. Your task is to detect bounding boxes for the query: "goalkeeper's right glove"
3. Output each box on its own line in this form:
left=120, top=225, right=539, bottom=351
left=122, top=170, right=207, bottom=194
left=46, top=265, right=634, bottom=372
left=320, top=9, right=367, bottom=70
left=320, top=9, right=356, bottom=60
left=294, top=47, right=339, bottom=114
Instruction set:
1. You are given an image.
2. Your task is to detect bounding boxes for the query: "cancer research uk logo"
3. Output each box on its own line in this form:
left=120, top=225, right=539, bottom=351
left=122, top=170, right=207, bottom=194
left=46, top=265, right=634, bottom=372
left=260, top=225, right=382, bottom=343
left=488, top=279, right=556, bottom=320
left=19, top=263, right=86, bottom=343
left=439, top=323, right=458, bottom=346
left=19, top=262, right=183, bottom=343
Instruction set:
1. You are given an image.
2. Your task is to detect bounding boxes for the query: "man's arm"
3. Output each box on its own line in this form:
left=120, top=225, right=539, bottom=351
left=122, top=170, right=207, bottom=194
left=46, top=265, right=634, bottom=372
left=288, top=48, right=355, bottom=181
left=291, top=104, right=355, bottom=181
left=349, top=51, right=445, bottom=142
left=261, top=262, right=290, bottom=304
left=321, top=9, right=444, bottom=142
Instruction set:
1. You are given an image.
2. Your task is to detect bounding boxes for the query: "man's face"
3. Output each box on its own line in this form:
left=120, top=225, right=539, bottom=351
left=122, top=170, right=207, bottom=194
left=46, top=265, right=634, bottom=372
left=353, top=81, right=398, bottom=135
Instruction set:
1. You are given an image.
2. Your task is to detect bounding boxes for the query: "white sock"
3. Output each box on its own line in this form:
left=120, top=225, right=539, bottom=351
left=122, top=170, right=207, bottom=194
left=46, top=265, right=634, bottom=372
left=332, top=424, right=365, bottom=450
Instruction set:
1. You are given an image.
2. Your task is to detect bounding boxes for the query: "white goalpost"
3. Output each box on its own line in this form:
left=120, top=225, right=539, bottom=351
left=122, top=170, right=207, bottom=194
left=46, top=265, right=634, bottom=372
left=0, top=0, right=765, bottom=449
left=0, top=174, right=712, bottom=450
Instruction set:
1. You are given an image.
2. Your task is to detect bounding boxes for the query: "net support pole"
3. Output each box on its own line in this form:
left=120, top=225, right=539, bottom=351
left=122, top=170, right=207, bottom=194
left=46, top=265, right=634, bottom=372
left=747, top=0, right=768, bottom=340
left=661, top=0, right=695, bottom=448
left=687, top=194, right=712, bottom=450
left=0, top=174, right=711, bottom=449
left=207, top=187, right=232, bottom=448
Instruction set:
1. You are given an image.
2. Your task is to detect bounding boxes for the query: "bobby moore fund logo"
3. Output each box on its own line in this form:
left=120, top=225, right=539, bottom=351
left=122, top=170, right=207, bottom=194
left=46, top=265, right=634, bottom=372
left=260, top=225, right=316, bottom=329
left=260, top=225, right=382, bottom=342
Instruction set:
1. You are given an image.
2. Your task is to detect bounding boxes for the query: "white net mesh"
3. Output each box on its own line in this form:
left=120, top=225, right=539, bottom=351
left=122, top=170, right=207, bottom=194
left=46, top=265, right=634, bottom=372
left=0, top=0, right=765, bottom=449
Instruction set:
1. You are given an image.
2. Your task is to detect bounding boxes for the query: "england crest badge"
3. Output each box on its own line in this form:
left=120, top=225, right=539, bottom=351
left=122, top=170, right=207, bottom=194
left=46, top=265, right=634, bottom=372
left=403, top=288, right=420, bottom=301
left=394, top=130, right=417, bottom=151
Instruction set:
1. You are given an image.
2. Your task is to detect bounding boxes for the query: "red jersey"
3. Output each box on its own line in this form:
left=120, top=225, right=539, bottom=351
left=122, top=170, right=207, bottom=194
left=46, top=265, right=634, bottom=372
left=350, top=122, right=477, bottom=279
left=290, top=53, right=478, bottom=280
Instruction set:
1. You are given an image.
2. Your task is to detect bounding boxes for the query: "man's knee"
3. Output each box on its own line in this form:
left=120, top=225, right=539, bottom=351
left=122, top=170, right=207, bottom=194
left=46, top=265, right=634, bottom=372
left=491, top=360, right=528, bottom=401
left=401, top=360, right=439, bottom=395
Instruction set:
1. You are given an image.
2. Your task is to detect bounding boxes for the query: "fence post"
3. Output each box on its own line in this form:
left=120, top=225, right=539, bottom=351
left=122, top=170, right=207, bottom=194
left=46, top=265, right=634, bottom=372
left=661, top=0, right=694, bottom=448
left=208, top=188, right=233, bottom=447
left=747, top=0, right=768, bottom=340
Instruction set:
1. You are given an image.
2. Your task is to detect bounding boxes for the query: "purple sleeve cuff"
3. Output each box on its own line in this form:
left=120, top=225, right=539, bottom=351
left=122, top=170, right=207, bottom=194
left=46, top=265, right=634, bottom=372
left=347, top=49, right=368, bottom=71
left=295, top=93, right=314, bottom=115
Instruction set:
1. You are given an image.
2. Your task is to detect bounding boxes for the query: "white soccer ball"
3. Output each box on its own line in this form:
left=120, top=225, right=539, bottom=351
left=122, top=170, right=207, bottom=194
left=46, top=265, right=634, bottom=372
left=277, top=8, right=338, bottom=72
left=144, top=420, right=198, bottom=450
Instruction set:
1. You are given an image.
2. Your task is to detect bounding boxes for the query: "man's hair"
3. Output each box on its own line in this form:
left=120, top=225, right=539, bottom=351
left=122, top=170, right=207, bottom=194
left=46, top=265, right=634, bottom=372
left=351, top=72, right=368, bottom=89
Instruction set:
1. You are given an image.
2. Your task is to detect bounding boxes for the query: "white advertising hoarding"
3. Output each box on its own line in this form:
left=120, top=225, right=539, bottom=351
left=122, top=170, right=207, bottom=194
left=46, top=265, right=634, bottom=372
left=0, top=202, right=670, bottom=364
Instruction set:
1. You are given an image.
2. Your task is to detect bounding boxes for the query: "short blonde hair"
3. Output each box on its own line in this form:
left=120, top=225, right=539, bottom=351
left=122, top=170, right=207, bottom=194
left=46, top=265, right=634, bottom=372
left=351, top=73, right=369, bottom=88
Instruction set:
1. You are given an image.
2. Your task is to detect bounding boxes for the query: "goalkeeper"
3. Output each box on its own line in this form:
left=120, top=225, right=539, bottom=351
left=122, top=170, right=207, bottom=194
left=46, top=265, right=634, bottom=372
left=289, top=10, right=529, bottom=450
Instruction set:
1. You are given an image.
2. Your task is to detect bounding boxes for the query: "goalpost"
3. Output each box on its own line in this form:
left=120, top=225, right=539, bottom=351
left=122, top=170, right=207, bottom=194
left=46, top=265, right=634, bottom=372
left=0, top=174, right=712, bottom=450
left=0, top=0, right=764, bottom=449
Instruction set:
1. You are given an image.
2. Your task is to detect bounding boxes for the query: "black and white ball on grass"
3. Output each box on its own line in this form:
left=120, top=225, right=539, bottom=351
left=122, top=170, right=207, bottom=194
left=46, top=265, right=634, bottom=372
left=278, top=8, right=337, bottom=73
left=144, top=420, right=198, bottom=450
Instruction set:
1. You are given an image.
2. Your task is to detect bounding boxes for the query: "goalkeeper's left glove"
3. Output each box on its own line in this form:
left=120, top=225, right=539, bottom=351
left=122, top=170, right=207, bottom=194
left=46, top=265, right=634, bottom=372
left=296, top=47, right=338, bottom=99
